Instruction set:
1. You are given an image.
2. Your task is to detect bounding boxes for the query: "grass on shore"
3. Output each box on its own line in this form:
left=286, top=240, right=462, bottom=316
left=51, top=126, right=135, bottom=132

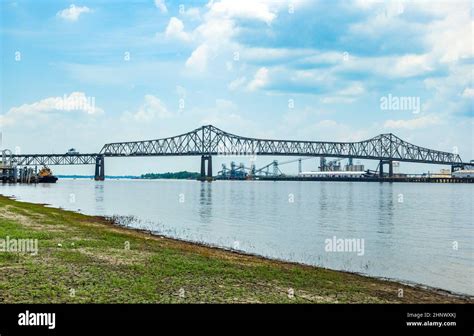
left=0, top=195, right=471, bottom=304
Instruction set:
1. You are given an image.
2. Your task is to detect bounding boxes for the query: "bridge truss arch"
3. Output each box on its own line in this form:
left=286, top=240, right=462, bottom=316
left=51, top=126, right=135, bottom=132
left=99, top=125, right=464, bottom=166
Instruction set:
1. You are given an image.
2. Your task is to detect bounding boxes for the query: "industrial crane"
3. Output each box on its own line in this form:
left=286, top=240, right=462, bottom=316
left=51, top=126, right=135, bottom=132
left=254, top=157, right=314, bottom=176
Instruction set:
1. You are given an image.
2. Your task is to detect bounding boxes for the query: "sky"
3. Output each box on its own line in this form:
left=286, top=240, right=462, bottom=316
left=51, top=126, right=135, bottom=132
left=0, top=0, right=473, bottom=175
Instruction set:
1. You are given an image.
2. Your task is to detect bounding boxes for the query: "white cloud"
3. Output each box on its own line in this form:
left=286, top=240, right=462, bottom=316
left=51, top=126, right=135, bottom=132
left=185, top=44, right=211, bottom=72
left=241, top=47, right=317, bottom=65
left=247, top=67, right=269, bottom=91
left=416, top=1, right=472, bottom=63
left=321, top=83, right=365, bottom=104
left=182, top=18, right=235, bottom=73
left=194, top=15, right=236, bottom=42
left=248, top=67, right=335, bottom=95
left=350, top=2, right=405, bottom=35
left=338, top=83, right=365, bottom=96
left=228, top=76, right=247, bottom=91
left=335, top=53, right=436, bottom=79
left=383, top=115, right=441, bottom=130
left=350, top=1, right=472, bottom=69
left=56, top=4, right=91, bottom=22
left=165, top=17, right=190, bottom=42
left=182, top=0, right=290, bottom=73
left=182, top=7, right=201, bottom=21
left=154, top=0, right=168, bottom=14
left=352, top=0, right=384, bottom=10
left=0, top=92, right=103, bottom=127
left=462, top=88, right=474, bottom=98
left=391, top=54, right=434, bottom=78
left=206, top=0, right=278, bottom=25
left=122, top=95, right=171, bottom=122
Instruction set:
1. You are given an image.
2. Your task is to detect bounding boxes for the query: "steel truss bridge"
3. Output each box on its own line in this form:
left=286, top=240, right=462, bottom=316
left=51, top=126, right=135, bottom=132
left=8, top=125, right=469, bottom=180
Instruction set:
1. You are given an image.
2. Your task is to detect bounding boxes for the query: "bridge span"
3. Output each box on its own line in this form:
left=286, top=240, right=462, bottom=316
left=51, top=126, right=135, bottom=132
left=8, top=125, right=469, bottom=180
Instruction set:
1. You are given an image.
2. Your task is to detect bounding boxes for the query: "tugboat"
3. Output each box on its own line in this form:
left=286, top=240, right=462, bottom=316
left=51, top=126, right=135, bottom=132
left=37, top=166, right=58, bottom=183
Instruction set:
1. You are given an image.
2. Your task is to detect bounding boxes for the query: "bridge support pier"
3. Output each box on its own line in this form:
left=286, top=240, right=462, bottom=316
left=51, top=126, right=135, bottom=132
left=379, top=160, right=393, bottom=178
left=200, top=155, right=213, bottom=181
left=94, top=156, right=105, bottom=181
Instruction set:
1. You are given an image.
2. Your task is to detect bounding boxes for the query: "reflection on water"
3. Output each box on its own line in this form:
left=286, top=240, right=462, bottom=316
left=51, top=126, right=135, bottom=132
left=0, top=179, right=473, bottom=295
left=198, top=182, right=212, bottom=222
left=94, top=183, right=104, bottom=201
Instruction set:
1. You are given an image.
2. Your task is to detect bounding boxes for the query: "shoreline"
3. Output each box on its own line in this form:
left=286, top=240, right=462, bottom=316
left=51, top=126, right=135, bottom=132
left=0, top=194, right=472, bottom=303
left=109, top=218, right=473, bottom=300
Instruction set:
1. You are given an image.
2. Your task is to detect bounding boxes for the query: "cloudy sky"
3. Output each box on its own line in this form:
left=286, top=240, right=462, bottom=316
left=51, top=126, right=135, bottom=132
left=0, top=0, right=472, bottom=175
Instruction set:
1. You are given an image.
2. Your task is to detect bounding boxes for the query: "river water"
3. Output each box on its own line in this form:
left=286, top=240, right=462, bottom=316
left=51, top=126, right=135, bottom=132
left=1, top=179, right=473, bottom=295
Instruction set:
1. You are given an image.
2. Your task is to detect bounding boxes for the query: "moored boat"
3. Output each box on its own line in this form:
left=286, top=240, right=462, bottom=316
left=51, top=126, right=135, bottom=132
left=37, top=166, right=58, bottom=183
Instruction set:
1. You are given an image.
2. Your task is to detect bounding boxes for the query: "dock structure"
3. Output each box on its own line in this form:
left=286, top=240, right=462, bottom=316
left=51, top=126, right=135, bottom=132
left=0, top=165, right=17, bottom=183
left=1, top=162, right=38, bottom=184
left=1, top=149, right=17, bottom=182
left=1, top=149, right=39, bottom=183
left=18, top=166, right=37, bottom=183
left=255, top=176, right=474, bottom=183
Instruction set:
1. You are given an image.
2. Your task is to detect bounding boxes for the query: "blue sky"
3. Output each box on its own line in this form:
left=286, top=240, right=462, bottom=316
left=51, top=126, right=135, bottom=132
left=0, top=0, right=472, bottom=175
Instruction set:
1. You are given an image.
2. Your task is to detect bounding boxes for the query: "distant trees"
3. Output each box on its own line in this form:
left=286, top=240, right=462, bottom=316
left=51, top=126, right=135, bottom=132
left=140, top=171, right=200, bottom=180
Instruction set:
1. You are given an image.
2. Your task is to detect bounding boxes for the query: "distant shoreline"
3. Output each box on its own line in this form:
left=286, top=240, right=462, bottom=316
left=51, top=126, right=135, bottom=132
left=57, top=171, right=200, bottom=180
left=57, top=175, right=140, bottom=179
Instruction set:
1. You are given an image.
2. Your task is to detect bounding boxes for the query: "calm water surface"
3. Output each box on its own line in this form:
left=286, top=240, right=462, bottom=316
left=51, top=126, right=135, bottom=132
left=1, top=179, right=473, bottom=295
